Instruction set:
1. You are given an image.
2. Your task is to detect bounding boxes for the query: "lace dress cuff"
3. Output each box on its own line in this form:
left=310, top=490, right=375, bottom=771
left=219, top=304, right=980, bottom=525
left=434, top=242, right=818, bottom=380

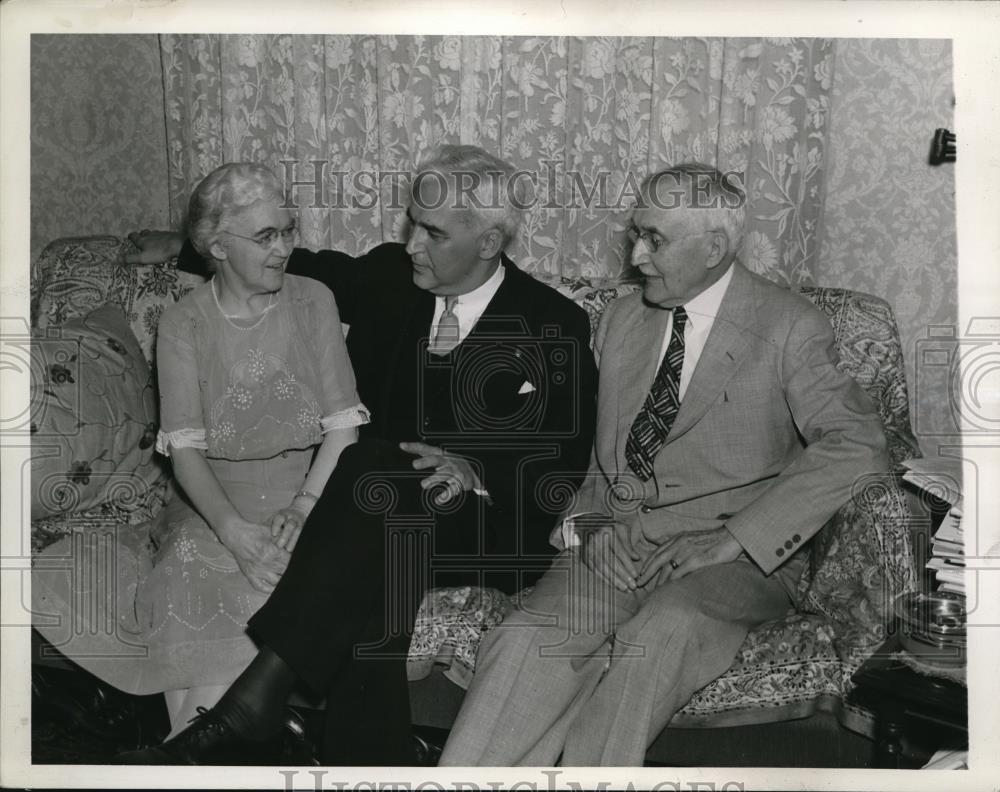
left=320, top=403, right=371, bottom=433
left=156, top=428, right=208, bottom=456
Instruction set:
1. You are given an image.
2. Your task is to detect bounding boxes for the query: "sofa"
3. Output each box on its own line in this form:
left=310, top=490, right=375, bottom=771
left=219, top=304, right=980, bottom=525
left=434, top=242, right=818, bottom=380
left=29, top=235, right=921, bottom=766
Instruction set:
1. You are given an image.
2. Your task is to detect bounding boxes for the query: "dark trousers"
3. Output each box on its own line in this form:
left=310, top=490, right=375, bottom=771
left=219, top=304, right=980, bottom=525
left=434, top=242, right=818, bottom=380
left=247, top=438, right=543, bottom=765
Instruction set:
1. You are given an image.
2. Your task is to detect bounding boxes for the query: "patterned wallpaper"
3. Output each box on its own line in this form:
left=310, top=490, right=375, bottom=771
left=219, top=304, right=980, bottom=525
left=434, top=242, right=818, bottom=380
left=30, top=35, right=170, bottom=265
left=818, top=39, right=957, bottom=449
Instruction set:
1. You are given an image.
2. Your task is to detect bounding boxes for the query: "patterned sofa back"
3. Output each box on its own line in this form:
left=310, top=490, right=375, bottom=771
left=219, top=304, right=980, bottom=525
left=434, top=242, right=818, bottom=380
left=32, top=236, right=920, bottom=470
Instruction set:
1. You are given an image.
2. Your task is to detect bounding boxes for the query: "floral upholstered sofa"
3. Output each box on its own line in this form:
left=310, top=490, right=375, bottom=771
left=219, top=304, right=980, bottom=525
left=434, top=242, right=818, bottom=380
left=30, top=235, right=920, bottom=764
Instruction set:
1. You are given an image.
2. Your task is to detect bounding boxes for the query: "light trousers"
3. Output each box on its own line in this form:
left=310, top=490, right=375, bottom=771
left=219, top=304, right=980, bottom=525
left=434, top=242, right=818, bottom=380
left=440, top=550, right=791, bottom=766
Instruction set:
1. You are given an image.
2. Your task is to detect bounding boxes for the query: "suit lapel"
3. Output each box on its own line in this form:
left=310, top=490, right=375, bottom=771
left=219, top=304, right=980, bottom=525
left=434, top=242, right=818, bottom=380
left=663, top=264, right=758, bottom=445
left=615, top=302, right=672, bottom=474
left=383, top=288, right=434, bottom=411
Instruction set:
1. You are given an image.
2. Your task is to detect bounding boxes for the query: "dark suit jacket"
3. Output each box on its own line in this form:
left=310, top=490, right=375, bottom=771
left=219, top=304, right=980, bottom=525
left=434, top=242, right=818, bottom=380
left=178, top=241, right=598, bottom=563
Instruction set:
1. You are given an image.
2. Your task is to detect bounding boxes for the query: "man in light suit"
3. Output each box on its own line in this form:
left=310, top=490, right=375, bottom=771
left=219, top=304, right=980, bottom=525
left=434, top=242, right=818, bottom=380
left=439, top=164, right=889, bottom=766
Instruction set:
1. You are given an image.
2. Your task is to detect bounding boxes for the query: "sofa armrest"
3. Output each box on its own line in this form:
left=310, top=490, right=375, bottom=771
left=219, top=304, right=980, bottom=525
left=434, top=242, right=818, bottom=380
left=797, top=471, right=917, bottom=659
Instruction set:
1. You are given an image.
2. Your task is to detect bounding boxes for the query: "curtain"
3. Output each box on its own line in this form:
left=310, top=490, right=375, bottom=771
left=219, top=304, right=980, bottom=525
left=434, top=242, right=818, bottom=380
left=160, top=35, right=833, bottom=283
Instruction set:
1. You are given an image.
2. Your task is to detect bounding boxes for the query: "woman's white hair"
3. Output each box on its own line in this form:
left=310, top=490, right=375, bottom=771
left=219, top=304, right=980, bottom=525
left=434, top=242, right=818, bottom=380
left=412, top=144, right=529, bottom=247
left=187, top=162, right=285, bottom=261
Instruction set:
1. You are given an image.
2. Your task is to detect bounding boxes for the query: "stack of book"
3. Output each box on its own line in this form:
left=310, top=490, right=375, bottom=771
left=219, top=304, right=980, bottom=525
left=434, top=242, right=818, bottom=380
left=926, top=499, right=965, bottom=595
left=901, top=457, right=964, bottom=595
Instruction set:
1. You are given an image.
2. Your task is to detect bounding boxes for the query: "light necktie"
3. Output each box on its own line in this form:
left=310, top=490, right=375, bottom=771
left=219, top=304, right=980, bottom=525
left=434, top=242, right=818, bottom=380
left=624, top=306, right=688, bottom=481
left=431, top=295, right=460, bottom=355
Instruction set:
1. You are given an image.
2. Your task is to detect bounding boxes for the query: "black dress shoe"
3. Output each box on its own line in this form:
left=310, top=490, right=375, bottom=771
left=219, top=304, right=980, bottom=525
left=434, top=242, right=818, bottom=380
left=412, top=731, right=443, bottom=766
left=115, top=707, right=281, bottom=765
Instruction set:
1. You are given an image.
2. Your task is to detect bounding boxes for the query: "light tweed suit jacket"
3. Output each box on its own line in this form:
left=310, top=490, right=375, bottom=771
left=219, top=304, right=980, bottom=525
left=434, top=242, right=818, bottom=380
left=559, top=262, right=888, bottom=596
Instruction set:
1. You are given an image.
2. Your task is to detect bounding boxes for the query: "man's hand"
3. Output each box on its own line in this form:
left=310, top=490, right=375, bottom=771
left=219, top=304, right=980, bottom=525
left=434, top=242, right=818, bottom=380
left=576, top=515, right=642, bottom=592
left=400, top=441, right=482, bottom=505
left=635, top=526, right=743, bottom=587
left=124, top=230, right=184, bottom=265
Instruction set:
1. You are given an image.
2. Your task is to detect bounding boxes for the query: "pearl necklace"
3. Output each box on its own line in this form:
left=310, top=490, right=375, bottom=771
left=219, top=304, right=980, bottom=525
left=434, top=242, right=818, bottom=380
left=211, top=277, right=276, bottom=331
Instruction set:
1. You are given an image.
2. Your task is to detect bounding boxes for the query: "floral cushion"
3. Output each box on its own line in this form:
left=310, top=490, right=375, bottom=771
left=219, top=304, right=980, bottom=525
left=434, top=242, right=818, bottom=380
left=407, top=586, right=513, bottom=687
left=31, top=236, right=203, bottom=371
left=29, top=303, right=169, bottom=536
left=29, top=238, right=196, bottom=554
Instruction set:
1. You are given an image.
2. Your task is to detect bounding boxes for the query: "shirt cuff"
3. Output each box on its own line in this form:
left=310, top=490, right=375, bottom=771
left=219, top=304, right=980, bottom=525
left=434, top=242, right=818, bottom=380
left=556, top=511, right=618, bottom=550
left=320, top=403, right=371, bottom=432
left=557, top=512, right=591, bottom=550
left=156, top=428, right=207, bottom=457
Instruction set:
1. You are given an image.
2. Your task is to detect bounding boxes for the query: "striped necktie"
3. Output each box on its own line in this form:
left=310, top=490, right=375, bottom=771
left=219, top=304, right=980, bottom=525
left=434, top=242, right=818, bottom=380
left=430, top=295, right=460, bottom=355
left=624, top=306, right=688, bottom=481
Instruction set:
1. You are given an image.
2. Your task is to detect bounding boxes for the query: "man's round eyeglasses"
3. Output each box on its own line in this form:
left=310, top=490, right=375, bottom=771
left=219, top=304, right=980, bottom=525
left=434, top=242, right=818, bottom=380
left=222, top=219, right=298, bottom=250
left=626, top=225, right=665, bottom=253
left=626, top=225, right=721, bottom=253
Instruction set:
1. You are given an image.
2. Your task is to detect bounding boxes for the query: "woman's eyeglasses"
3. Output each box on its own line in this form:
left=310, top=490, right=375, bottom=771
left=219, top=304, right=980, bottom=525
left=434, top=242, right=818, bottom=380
left=222, top=219, right=298, bottom=250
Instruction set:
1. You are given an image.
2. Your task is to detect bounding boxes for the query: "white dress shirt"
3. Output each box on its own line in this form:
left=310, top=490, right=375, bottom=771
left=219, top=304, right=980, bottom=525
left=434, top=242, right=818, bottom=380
left=429, top=263, right=506, bottom=344
left=656, top=263, right=734, bottom=401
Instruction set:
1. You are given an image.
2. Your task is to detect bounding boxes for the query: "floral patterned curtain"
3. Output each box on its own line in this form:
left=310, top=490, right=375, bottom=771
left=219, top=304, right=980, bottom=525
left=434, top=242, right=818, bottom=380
left=160, top=35, right=833, bottom=283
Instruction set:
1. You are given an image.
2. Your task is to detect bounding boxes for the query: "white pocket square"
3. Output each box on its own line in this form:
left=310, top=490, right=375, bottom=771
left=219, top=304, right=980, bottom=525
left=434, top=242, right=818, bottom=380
left=518, top=381, right=537, bottom=395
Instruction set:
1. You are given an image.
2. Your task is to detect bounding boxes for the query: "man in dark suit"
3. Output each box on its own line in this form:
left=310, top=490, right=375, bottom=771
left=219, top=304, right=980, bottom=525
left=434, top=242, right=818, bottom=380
left=122, top=145, right=597, bottom=765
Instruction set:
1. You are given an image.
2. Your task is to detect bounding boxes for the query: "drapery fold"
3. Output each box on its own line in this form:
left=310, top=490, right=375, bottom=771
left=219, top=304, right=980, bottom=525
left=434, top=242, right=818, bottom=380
left=159, top=35, right=833, bottom=283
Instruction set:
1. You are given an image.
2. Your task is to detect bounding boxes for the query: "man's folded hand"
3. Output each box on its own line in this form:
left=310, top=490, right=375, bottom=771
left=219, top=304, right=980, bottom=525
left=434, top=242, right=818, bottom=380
left=636, top=525, right=744, bottom=587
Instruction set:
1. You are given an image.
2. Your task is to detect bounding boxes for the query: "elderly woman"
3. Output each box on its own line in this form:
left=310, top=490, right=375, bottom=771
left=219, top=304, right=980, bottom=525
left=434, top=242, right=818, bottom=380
left=54, top=162, right=367, bottom=736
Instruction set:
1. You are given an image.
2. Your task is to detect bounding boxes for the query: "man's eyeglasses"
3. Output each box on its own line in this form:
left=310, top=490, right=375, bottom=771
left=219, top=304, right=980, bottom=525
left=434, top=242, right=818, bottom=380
left=626, top=224, right=665, bottom=253
left=222, top=219, right=298, bottom=250
left=626, top=225, right=721, bottom=253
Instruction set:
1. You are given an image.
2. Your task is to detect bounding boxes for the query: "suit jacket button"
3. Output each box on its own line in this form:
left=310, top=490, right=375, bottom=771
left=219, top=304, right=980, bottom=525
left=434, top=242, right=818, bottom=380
left=792, top=533, right=801, bottom=543
left=784, top=540, right=793, bottom=550
left=776, top=548, right=785, bottom=557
